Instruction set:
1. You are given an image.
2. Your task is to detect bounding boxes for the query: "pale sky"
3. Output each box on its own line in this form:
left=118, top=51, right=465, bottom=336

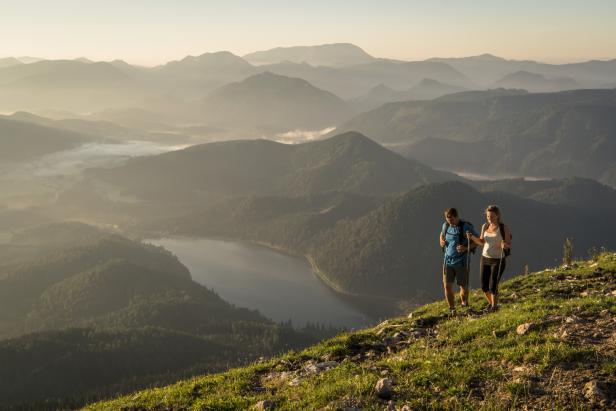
left=1, top=0, right=615, bottom=66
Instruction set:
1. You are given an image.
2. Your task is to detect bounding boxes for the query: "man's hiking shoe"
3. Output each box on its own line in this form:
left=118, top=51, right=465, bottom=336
left=448, top=307, right=456, bottom=316
left=491, top=305, right=499, bottom=312
left=482, top=305, right=493, bottom=313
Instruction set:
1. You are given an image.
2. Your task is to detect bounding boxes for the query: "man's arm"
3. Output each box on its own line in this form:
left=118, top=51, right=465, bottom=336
left=439, top=223, right=446, bottom=248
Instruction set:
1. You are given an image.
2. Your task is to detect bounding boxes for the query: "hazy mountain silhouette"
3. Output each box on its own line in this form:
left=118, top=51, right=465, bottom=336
left=0, top=57, right=22, bottom=69
left=243, top=43, right=375, bottom=67
left=429, top=54, right=616, bottom=87
left=0, top=60, right=146, bottom=112
left=492, top=70, right=579, bottom=92
left=8, top=111, right=134, bottom=139
left=349, top=78, right=466, bottom=111
left=200, top=72, right=353, bottom=132
left=0, top=60, right=135, bottom=89
left=0, top=116, right=97, bottom=161
left=260, top=59, right=474, bottom=99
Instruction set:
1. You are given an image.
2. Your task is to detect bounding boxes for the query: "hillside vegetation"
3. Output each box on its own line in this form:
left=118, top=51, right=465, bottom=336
left=86, top=253, right=616, bottom=410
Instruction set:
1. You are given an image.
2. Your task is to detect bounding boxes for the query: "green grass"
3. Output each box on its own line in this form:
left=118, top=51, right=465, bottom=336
left=85, top=253, right=616, bottom=410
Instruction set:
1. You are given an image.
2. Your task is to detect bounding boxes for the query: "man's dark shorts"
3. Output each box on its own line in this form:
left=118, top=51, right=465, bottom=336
left=444, top=265, right=469, bottom=287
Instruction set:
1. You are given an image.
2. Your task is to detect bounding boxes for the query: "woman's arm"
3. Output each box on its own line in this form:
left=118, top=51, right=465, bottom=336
left=467, top=224, right=486, bottom=246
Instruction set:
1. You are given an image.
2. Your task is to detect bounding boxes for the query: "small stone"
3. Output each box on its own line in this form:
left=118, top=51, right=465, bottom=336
left=383, top=336, right=395, bottom=347
left=516, top=323, right=534, bottom=335
left=381, top=369, right=389, bottom=375
left=583, top=380, right=606, bottom=402
left=411, top=328, right=427, bottom=338
left=580, top=291, right=590, bottom=297
left=400, top=406, right=412, bottom=411
left=612, top=290, right=616, bottom=296
left=600, top=309, right=610, bottom=317
left=288, top=377, right=301, bottom=386
left=565, top=316, right=577, bottom=323
left=393, top=331, right=409, bottom=342
left=255, top=399, right=274, bottom=410
left=513, top=366, right=528, bottom=373
left=384, top=400, right=396, bottom=411
left=407, top=312, right=414, bottom=319
left=304, top=363, right=319, bottom=374
left=315, top=361, right=338, bottom=371
left=375, top=378, right=393, bottom=399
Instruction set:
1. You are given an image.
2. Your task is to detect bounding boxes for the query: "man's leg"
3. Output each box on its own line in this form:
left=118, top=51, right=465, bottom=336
left=459, top=286, right=468, bottom=306
left=444, top=281, right=455, bottom=309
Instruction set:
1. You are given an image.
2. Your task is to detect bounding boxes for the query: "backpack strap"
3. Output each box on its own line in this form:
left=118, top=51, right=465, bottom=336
left=457, top=220, right=466, bottom=245
left=499, top=223, right=511, bottom=256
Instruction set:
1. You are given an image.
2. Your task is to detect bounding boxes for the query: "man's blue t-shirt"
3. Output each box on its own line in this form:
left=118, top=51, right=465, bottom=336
left=441, top=221, right=479, bottom=267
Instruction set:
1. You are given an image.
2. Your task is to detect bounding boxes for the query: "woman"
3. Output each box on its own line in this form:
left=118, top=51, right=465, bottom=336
left=467, top=205, right=511, bottom=311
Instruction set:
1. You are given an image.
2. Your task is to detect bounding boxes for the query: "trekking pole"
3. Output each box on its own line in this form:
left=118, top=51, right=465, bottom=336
left=466, top=231, right=472, bottom=306
left=497, top=242, right=504, bottom=283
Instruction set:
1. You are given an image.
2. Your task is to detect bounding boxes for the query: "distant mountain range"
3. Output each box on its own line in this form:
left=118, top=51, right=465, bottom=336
left=428, top=53, right=616, bottom=87
left=335, top=88, right=616, bottom=187
left=349, top=78, right=467, bottom=111
left=1, top=44, right=612, bottom=118
left=492, top=70, right=580, bottom=92
left=243, top=43, right=375, bottom=67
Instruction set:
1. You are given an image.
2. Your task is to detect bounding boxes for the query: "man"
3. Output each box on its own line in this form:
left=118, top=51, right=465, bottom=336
left=438, top=208, right=479, bottom=314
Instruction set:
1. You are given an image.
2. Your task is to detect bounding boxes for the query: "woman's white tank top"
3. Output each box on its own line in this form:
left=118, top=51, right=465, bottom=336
left=482, top=226, right=503, bottom=258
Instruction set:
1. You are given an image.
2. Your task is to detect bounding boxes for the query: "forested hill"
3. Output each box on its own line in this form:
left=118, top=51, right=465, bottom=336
left=84, top=131, right=456, bottom=202
left=0, top=222, right=336, bottom=410
left=148, top=180, right=616, bottom=301
left=334, top=88, right=616, bottom=187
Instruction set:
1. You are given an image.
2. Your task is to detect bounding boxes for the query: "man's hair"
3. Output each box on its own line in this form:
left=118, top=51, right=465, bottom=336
left=444, top=208, right=458, bottom=218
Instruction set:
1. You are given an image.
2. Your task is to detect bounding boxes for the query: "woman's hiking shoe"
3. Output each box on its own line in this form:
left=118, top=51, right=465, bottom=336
left=448, top=307, right=456, bottom=316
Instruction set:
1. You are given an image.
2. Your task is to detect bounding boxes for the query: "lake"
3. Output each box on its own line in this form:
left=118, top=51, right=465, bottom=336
left=147, top=237, right=378, bottom=329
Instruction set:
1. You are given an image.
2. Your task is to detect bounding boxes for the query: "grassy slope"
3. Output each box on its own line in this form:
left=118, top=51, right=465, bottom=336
left=85, top=253, right=616, bottom=410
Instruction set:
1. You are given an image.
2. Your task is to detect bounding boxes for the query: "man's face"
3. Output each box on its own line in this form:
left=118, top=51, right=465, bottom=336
left=445, top=214, right=459, bottom=225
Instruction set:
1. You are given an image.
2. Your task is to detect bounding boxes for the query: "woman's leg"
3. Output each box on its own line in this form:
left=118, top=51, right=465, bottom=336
left=491, top=259, right=506, bottom=308
left=480, top=258, right=492, bottom=305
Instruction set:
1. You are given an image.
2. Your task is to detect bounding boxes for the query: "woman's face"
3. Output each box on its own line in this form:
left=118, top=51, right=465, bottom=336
left=486, top=211, right=499, bottom=224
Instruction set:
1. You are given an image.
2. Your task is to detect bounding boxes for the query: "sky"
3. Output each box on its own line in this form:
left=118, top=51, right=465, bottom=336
left=1, top=0, right=615, bottom=66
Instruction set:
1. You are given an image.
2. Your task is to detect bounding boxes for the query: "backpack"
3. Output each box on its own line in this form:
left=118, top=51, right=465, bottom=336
left=483, top=223, right=512, bottom=257
left=443, top=220, right=477, bottom=254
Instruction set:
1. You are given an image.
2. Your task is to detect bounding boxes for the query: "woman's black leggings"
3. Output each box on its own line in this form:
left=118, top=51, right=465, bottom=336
left=480, top=256, right=506, bottom=295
